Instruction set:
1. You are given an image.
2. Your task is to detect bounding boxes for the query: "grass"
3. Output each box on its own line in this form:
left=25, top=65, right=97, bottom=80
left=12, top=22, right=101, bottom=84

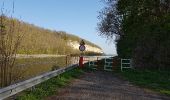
left=115, top=68, right=170, bottom=96
left=16, top=68, right=84, bottom=100
left=15, top=63, right=170, bottom=99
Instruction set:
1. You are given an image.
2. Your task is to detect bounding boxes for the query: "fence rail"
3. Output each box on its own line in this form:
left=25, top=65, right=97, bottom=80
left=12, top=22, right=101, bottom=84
left=85, top=56, right=114, bottom=71
left=0, top=64, right=78, bottom=100
left=121, top=59, right=132, bottom=71
left=104, top=57, right=114, bottom=71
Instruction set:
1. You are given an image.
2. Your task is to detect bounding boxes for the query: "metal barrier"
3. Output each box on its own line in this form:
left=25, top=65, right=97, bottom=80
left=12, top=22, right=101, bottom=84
left=88, top=61, right=98, bottom=69
left=84, top=56, right=113, bottom=70
left=104, top=58, right=113, bottom=71
left=121, top=59, right=132, bottom=71
left=83, top=56, right=99, bottom=69
left=0, top=64, right=78, bottom=100
left=0, top=56, right=115, bottom=99
left=83, top=56, right=114, bottom=71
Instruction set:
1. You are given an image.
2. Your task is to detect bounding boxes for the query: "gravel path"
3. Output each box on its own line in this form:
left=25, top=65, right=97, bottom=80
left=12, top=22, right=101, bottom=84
left=46, top=71, right=170, bottom=100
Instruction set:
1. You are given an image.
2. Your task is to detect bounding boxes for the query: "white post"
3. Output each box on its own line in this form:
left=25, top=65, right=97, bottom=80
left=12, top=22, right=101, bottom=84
left=121, top=59, right=122, bottom=71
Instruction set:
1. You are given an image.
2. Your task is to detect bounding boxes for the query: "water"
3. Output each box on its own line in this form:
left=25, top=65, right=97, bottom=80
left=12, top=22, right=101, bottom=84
left=0, top=55, right=112, bottom=87
left=13, top=56, right=111, bottom=82
left=12, top=56, right=79, bottom=83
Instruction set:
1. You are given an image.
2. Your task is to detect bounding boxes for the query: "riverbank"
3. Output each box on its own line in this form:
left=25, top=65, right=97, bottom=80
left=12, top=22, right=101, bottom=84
left=15, top=54, right=66, bottom=59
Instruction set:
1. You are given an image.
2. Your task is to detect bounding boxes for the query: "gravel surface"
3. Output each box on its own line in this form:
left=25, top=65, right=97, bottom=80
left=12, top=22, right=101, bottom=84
left=46, top=71, right=170, bottom=100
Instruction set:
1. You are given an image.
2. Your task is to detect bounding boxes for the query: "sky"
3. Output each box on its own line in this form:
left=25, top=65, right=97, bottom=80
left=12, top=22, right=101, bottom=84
left=1, top=0, right=117, bottom=55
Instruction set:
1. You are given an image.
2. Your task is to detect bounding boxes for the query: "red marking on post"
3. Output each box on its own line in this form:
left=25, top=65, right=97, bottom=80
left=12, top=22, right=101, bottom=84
left=79, top=56, right=84, bottom=68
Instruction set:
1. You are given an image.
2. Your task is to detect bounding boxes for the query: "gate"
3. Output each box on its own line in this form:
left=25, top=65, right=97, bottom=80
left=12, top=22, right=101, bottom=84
left=121, top=59, right=132, bottom=71
left=104, top=57, right=113, bottom=71
left=83, top=56, right=114, bottom=71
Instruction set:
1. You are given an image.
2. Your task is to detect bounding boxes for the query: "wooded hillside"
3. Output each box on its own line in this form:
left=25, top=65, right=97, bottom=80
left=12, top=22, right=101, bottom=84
left=3, top=16, right=102, bottom=55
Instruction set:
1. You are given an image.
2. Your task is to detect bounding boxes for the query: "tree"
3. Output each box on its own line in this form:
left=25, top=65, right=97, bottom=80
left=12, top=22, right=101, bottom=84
left=0, top=9, right=23, bottom=87
left=98, top=0, right=123, bottom=41
left=98, top=0, right=170, bottom=69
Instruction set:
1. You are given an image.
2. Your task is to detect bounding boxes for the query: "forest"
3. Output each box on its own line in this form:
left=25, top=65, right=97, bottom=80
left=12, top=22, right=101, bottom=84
left=98, top=0, right=170, bottom=69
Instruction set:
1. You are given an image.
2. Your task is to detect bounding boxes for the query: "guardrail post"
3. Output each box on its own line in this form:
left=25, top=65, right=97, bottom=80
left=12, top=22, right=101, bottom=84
left=31, top=86, right=36, bottom=91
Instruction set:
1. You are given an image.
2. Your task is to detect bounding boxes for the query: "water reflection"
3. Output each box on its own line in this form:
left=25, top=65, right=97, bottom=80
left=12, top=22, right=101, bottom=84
left=13, top=56, right=79, bottom=83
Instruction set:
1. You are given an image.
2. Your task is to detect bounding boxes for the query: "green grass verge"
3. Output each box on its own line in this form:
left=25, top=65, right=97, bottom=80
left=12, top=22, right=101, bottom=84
left=16, top=68, right=84, bottom=100
left=115, top=69, right=170, bottom=96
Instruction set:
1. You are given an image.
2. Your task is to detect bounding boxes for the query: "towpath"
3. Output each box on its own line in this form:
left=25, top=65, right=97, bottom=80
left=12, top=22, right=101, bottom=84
left=46, top=71, right=170, bottom=100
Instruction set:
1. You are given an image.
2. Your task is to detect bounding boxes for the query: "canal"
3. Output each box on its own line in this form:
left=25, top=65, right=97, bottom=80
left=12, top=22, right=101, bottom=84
left=12, top=55, right=79, bottom=84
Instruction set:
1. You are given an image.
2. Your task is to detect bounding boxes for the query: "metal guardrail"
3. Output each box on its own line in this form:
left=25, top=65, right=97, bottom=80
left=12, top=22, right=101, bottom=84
left=0, top=64, right=78, bottom=100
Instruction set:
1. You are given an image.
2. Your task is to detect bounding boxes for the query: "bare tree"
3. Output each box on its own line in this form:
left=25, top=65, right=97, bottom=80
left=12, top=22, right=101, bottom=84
left=97, top=0, right=123, bottom=41
left=0, top=8, right=23, bottom=87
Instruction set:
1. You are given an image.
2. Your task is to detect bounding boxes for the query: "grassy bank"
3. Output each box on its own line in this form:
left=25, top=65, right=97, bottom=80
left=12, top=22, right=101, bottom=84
left=16, top=68, right=84, bottom=100
left=115, top=69, right=170, bottom=96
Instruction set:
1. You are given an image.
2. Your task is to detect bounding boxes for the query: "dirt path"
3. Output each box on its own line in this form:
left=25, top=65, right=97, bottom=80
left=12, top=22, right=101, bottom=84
left=46, top=71, right=170, bottom=100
